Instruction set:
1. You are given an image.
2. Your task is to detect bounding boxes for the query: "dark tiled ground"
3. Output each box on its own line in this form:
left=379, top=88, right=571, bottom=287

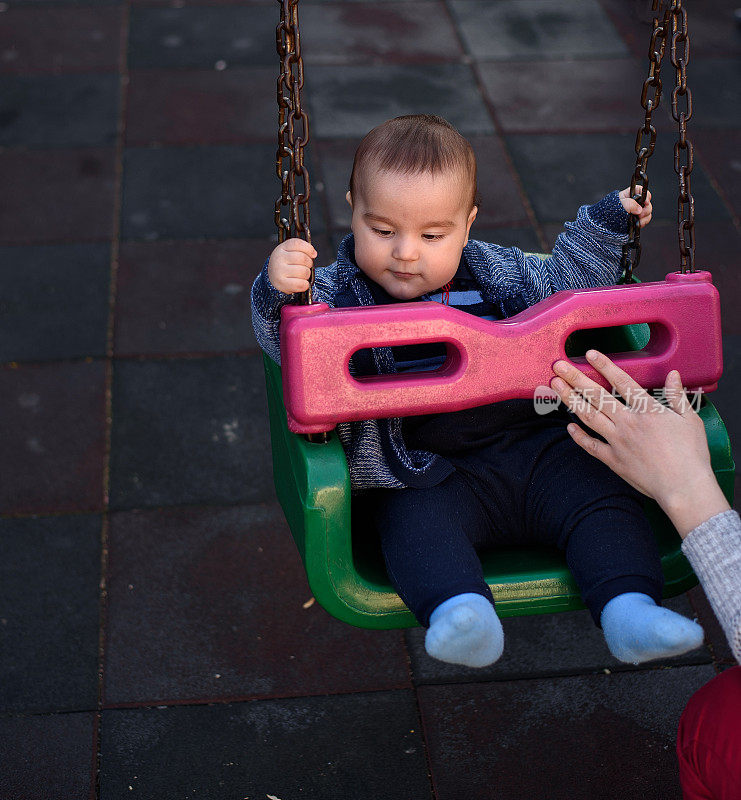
left=1, top=1, right=739, bottom=797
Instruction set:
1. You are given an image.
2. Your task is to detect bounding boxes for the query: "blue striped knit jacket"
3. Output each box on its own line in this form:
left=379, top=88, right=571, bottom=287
left=252, top=190, right=630, bottom=491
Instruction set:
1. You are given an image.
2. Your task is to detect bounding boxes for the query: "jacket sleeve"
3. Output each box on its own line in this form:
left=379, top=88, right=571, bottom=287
left=516, top=190, right=630, bottom=306
left=250, top=259, right=292, bottom=365
left=250, top=258, right=337, bottom=366
left=682, top=510, right=741, bottom=663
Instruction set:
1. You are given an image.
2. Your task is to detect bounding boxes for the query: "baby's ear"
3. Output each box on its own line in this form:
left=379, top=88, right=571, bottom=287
left=346, top=191, right=353, bottom=208
left=464, top=206, right=478, bottom=245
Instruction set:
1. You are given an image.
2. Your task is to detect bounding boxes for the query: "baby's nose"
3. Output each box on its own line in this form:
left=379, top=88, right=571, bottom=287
left=392, top=237, right=419, bottom=261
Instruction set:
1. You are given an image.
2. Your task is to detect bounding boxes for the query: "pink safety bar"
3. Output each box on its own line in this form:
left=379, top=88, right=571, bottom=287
left=279, top=270, right=722, bottom=434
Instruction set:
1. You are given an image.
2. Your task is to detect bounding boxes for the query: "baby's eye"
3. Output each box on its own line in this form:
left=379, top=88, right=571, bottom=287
left=372, top=228, right=393, bottom=237
left=422, top=233, right=445, bottom=241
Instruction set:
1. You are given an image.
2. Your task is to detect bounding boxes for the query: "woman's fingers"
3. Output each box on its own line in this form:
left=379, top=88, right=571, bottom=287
left=582, top=350, right=659, bottom=412
left=566, top=421, right=615, bottom=468
left=550, top=375, right=616, bottom=440
left=551, top=356, right=623, bottom=420
left=663, top=369, right=694, bottom=416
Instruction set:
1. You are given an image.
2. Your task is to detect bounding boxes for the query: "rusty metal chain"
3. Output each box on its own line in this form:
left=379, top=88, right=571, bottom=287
left=275, top=0, right=314, bottom=303
left=275, top=0, right=328, bottom=440
left=622, top=0, right=697, bottom=279
left=667, top=0, right=695, bottom=272
left=621, top=0, right=667, bottom=282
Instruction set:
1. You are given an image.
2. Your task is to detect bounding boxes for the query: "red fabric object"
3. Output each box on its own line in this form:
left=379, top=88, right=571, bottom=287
left=677, top=666, right=741, bottom=800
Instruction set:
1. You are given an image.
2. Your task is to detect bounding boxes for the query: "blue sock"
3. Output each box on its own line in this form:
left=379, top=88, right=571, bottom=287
left=425, top=593, right=504, bottom=668
left=600, top=592, right=704, bottom=664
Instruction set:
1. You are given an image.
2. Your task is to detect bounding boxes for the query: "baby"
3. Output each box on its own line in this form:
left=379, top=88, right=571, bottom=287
left=252, top=114, right=704, bottom=668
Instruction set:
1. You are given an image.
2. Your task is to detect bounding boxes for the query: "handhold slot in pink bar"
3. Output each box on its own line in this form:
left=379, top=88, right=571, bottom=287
left=351, top=342, right=465, bottom=384
left=568, top=321, right=672, bottom=365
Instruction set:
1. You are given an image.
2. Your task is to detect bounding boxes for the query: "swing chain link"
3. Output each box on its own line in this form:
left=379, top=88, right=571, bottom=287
left=275, top=0, right=314, bottom=304
left=667, top=0, right=695, bottom=272
left=621, top=0, right=667, bottom=283
left=275, top=0, right=329, bottom=441
left=622, top=0, right=696, bottom=280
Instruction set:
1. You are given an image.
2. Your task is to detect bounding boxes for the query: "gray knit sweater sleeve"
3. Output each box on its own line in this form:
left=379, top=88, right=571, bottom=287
left=681, top=509, right=741, bottom=662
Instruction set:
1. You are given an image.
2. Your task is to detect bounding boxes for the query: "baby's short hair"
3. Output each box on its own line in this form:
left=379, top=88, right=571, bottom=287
left=350, top=114, right=479, bottom=210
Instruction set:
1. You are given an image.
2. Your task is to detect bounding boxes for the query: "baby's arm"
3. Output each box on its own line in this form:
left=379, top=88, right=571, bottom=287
left=252, top=238, right=338, bottom=363
left=251, top=238, right=323, bottom=365
left=515, top=188, right=652, bottom=305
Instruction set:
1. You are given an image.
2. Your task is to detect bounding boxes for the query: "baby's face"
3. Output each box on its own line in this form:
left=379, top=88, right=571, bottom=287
left=346, top=167, right=477, bottom=300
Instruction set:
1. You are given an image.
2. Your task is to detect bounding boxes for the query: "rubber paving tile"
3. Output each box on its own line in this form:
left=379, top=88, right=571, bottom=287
left=313, top=138, right=364, bottom=231
left=10, top=0, right=122, bottom=4
left=128, top=0, right=273, bottom=4
left=109, top=354, right=274, bottom=509
left=100, top=691, right=431, bottom=799
left=120, top=144, right=321, bottom=240
left=306, top=63, right=494, bottom=139
left=104, top=504, right=411, bottom=704
left=469, top=135, right=534, bottom=227
left=0, top=5, right=123, bottom=74
left=694, top=130, right=741, bottom=221
left=685, top=59, right=741, bottom=129
left=406, top=594, right=711, bottom=685
left=688, top=584, right=738, bottom=665
left=417, top=664, right=717, bottom=800
left=0, top=147, right=117, bottom=245
left=299, top=2, right=462, bottom=65
left=0, top=242, right=111, bottom=362
left=128, top=6, right=276, bottom=69
left=603, top=1, right=741, bottom=60
left=115, top=238, right=276, bottom=356
left=448, top=0, right=628, bottom=61
left=506, top=133, right=730, bottom=224
left=0, top=74, right=119, bottom=147
left=0, top=360, right=106, bottom=514
left=0, top=712, right=95, bottom=799
left=0, top=514, right=101, bottom=713
left=125, top=66, right=275, bottom=145
left=468, top=226, right=542, bottom=252
left=596, top=0, right=657, bottom=59
left=479, top=58, right=675, bottom=133
left=675, top=1, right=741, bottom=58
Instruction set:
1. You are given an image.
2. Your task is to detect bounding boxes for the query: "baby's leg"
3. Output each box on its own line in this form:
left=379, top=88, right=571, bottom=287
left=364, top=472, right=503, bottom=667
left=528, top=429, right=704, bottom=664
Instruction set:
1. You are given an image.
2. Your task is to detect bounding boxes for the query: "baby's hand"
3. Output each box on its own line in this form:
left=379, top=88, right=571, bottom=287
left=267, top=238, right=317, bottom=295
left=619, top=186, right=653, bottom=228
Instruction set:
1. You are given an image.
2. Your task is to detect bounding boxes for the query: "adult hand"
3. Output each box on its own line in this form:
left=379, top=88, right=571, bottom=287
left=550, top=350, right=730, bottom=538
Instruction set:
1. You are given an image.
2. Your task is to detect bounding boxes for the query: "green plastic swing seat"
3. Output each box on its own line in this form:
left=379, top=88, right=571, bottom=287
left=264, top=316, right=735, bottom=630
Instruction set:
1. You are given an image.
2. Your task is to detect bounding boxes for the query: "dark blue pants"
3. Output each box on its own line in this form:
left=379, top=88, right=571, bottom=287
left=356, top=422, right=664, bottom=627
